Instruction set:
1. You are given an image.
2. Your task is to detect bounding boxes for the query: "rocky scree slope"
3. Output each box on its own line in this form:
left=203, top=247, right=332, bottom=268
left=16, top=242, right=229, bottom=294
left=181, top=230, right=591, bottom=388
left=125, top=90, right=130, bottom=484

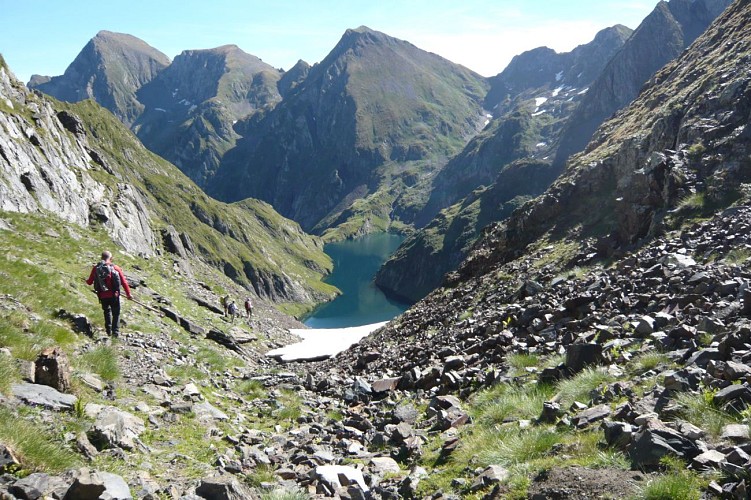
left=209, top=26, right=490, bottom=237
left=29, top=30, right=171, bottom=127
left=2, top=61, right=336, bottom=305
left=315, top=198, right=751, bottom=498
left=554, top=0, right=732, bottom=167
left=375, top=25, right=633, bottom=303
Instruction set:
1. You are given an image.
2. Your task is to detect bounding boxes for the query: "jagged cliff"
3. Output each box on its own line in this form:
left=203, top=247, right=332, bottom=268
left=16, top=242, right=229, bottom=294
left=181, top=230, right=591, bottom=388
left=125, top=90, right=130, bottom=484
left=2, top=60, right=335, bottom=305
left=554, top=0, right=732, bottom=166
left=456, top=0, right=750, bottom=284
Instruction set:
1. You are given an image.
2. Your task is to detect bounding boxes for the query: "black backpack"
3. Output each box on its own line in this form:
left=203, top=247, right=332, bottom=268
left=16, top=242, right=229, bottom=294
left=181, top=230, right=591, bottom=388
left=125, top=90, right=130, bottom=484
left=94, top=261, right=121, bottom=294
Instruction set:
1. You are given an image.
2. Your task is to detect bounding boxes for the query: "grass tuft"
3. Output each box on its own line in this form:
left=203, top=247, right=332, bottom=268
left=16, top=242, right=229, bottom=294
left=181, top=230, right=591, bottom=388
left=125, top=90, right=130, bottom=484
left=639, top=456, right=703, bottom=500
left=0, top=353, right=19, bottom=395
left=0, top=407, right=80, bottom=472
left=77, top=345, right=120, bottom=381
left=472, top=383, right=553, bottom=425
left=555, top=367, right=617, bottom=408
left=236, top=379, right=266, bottom=400
left=673, top=391, right=741, bottom=437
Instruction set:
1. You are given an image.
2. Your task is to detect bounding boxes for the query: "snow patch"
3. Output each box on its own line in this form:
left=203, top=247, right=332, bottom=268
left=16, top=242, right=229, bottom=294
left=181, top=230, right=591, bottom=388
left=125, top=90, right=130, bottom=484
left=266, top=322, right=388, bottom=362
left=154, top=108, right=166, bottom=112
left=578, top=88, right=589, bottom=95
left=536, top=142, right=547, bottom=148
left=532, top=110, right=547, bottom=117
left=552, top=86, right=564, bottom=98
left=555, top=71, right=563, bottom=82
left=535, top=97, right=548, bottom=107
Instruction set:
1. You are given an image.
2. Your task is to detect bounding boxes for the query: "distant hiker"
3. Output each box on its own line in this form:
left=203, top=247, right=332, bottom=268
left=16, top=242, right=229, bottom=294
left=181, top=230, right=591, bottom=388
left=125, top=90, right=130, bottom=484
left=221, top=295, right=229, bottom=316
left=244, top=297, right=253, bottom=320
left=228, top=301, right=238, bottom=323
left=86, top=250, right=132, bottom=337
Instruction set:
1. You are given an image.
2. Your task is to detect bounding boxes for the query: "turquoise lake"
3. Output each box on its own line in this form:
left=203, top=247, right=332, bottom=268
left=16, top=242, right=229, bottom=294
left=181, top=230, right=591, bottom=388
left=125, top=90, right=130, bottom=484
left=303, top=232, right=412, bottom=329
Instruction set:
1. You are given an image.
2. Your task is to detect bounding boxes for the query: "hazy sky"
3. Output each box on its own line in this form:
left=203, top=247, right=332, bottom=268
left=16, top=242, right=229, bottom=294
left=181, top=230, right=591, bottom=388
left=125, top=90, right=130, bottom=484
left=1, top=1, right=656, bottom=83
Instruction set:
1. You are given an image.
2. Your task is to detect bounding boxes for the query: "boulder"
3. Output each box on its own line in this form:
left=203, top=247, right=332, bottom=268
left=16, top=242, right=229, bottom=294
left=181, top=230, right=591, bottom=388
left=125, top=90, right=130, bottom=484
left=565, top=343, right=603, bottom=374
left=194, top=476, right=255, bottom=500
left=720, top=424, right=750, bottom=442
left=713, top=385, right=751, bottom=412
left=11, top=382, right=77, bottom=411
left=87, top=407, right=145, bottom=450
left=692, top=450, right=726, bottom=471
left=629, top=420, right=701, bottom=467
left=470, top=465, right=510, bottom=492
left=315, top=465, right=369, bottom=494
left=34, top=347, right=71, bottom=393
left=370, top=457, right=401, bottom=474
left=63, top=468, right=131, bottom=500
left=602, top=421, right=633, bottom=449
left=9, top=472, right=69, bottom=499
left=572, top=404, right=611, bottom=429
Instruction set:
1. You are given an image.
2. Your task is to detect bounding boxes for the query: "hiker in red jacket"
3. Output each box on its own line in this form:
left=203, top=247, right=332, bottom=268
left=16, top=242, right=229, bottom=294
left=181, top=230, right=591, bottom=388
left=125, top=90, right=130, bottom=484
left=86, top=250, right=132, bottom=337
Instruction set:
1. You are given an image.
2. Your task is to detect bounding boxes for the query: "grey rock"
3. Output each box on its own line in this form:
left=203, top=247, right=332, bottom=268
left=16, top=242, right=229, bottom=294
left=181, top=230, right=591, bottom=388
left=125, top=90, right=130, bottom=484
left=713, top=385, right=751, bottom=412
left=692, top=449, right=726, bottom=471
left=88, top=407, right=145, bottom=450
left=370, top=456, right=400, bottom=474
left=11, top=382, right=77, bottom=411
left=720, top=424, right=750, bottom=442
left=539, top=401, right=561, bottom=423
left=194, top=401, right=229, bottom=422
left=9, top=472, right=69, bottom=500
left=565, top=343, right=603, bottom=374
left=371, top=377, right=400, bottom=393
left=572, top=404, right=611, bottom=429
left=63, top=468, right=131, bottom=500
left=194, top=476, right=255, bottom=500
left=470, top=464, right=509, bottom=492
left=315, top=465, right=369, bottom=493
left=394, top=403, right=419, bottom=424
left=725, top=361, right=751, bottom=381
left=602, top=421, right=633, bottom=449
left=629, top=420, right=701, bottom=467
left=634, top=316, right=656, bottom=336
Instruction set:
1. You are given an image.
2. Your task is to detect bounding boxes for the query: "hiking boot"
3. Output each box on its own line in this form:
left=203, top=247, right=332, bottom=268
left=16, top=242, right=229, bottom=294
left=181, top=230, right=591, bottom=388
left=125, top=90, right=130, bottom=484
left=112, top=330, right=119, bottom=338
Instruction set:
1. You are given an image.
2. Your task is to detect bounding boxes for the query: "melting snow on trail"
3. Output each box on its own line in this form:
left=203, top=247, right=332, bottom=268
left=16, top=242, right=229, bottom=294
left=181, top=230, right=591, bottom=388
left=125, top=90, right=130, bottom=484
left=266, top=322, right=388, bottom=362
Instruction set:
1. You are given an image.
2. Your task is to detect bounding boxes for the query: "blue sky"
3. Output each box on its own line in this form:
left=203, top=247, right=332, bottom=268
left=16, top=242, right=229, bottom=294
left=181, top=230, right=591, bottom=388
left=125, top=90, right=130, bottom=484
left=1, top=1, right=655, bottom=82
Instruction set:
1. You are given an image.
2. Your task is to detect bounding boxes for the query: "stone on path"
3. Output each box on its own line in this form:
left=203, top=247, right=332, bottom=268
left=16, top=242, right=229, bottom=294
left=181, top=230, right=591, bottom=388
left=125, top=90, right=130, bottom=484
left=87, top=407, right=145, bottom=451
left=11, top=382, right=77, bottom=411
left=63, top=468, right=131, bottom=500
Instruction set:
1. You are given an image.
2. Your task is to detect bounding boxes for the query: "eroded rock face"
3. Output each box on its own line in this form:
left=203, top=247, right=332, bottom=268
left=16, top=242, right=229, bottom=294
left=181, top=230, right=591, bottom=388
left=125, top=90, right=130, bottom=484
left=0, top=66, right=157, bottom=256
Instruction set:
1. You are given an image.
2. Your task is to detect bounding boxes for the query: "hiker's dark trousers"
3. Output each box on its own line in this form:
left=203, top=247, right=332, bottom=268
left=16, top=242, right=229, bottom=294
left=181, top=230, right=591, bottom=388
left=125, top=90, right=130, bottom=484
left=100, top=297, right=121, bottom=335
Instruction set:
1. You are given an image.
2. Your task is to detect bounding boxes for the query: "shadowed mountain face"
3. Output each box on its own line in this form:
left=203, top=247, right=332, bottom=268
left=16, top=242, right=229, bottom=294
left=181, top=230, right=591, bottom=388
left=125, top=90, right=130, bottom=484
left=132, top=45, right=283, bottom=185
left=207, top=27, right=490, bottom=235
left=554, top=0, right=732, bottom=167
left=30, top=31, right=171, bottom=126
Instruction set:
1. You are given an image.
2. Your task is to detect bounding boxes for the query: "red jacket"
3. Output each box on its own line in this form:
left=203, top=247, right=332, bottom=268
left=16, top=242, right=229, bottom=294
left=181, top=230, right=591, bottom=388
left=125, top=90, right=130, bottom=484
left=86, top=263, right=132, bottom=299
